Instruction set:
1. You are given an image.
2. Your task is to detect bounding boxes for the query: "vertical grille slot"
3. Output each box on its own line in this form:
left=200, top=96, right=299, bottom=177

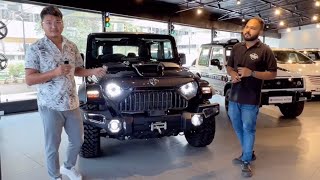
left=120, top=90, right=187, bottom=113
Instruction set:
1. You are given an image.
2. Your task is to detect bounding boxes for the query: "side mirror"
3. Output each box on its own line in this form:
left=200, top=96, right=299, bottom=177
left=210, top=59, right=222, bottom=70
left=179, top=53, right=186, bottom=65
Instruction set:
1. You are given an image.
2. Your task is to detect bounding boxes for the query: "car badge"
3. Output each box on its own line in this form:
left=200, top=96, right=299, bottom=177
left=149, top=78, right=159, bottom=86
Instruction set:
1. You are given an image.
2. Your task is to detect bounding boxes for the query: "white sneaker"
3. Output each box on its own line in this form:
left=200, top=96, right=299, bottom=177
left=60, top=165, right=82, bottom=180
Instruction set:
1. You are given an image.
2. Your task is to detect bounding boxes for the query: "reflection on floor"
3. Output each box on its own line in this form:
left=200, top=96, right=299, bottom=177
left=1, top=95, right=320, bottom=180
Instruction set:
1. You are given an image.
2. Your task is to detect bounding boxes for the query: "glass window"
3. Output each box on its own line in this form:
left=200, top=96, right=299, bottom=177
left=92, top=36, right=175, bottom=63
left=211, top=47, right=224, bottom=63
left=296, top=52, right=314, bottom=64
left=213, top=30, right=241, bottom=42
left=0, top=1, right=101, bottom=103
left=113, top=46, right=139, bottom=57
left=305, top=51, right=320, bottom=61
left=105, top=16, right=168, bottom=34
left=172, top=24, right=211, bottom=66
left=273, top=51, right=313, bottom=64
left=308, top=53, right=316, bottom=60
left=264, top=37, right=280, bottom=48
left=198, top=47, right=210, bottom=66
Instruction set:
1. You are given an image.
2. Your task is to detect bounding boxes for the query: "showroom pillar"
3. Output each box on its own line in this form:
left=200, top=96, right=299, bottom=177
left=211, top=27, right=217, bottom=43
left=168, top=20, right=174, bottom=35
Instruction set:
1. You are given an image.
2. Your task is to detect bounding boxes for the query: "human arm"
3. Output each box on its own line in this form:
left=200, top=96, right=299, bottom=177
left=25, top=64, right=71, bottom=86
left=237, top=48, right=277, bottom=80
left=74, top=67, right=106, bottom=77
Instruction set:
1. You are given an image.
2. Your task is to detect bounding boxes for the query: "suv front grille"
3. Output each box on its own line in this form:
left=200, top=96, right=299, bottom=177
left=119, top=90, right=188, bottom=113
left=306, top=75, right=320, bottom=85
left=263, top=78, right=304, bottom=89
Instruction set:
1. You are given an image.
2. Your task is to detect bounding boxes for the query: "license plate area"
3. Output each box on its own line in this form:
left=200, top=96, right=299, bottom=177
left=269, top=96, right=293, bottom=104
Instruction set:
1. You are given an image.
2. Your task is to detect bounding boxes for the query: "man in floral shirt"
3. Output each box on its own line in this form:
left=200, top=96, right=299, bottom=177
left=25, top=5, right=105, bottom=180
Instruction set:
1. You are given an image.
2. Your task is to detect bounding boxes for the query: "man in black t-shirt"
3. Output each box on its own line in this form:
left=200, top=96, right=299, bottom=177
left=226, top=17, right=277, bottom=177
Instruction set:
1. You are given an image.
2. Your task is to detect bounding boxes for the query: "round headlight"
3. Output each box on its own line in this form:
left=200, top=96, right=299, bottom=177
left=191, top=114, right=203, bottom=126
left=178, top=82, right=198, bottom=100
left=108, top=119, right=122, bottom=133
left=106, top=83, right=122, bottom=98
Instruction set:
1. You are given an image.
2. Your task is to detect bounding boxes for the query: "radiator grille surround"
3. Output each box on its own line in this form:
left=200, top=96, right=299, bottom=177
left=119, top=90, right=188, bottom=113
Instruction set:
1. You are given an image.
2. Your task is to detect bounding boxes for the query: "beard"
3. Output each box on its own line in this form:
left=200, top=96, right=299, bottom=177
left=243, top=32, right=259, bottom=41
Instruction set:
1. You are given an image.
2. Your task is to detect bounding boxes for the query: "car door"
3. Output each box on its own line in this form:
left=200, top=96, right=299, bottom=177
left=195, top=45, right=211, bottom=81
left=206, top=45, right=228, bottom=95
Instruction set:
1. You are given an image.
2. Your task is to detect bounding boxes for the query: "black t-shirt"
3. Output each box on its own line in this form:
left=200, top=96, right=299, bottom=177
left=227, top=40, right=277, bottom=105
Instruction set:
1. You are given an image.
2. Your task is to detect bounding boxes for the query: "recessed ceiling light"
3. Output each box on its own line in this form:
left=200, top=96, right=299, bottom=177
left=197, top=8, right=203, bottom=15
left=279, top=21, right=284, bottom=26
left=275, top=9, right=281, bottom=15
left=313, top=15, right=318, bottom=21
left=237, top=0, right=241, bottom=5
left=316, top=1, right=320, bottom=7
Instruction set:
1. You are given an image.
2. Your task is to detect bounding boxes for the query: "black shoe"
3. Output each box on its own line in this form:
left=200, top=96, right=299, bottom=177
left=232, top=151, right=256, bottom=165
left=241, top=162, right=253, bottom=178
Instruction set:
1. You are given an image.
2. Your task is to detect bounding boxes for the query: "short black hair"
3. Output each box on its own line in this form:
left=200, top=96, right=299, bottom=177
left=40, top=5, right=63, bottom=21
left=248, top=17, right=265, bottom=30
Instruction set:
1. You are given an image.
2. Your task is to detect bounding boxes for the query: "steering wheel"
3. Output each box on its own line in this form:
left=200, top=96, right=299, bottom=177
left=0, top=21, right=8, bottom=40
left=0, top=53, right=8, bottom=70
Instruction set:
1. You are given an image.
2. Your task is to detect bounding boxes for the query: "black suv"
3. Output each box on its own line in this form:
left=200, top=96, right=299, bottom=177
left=78, top=33, right=220, bottom=158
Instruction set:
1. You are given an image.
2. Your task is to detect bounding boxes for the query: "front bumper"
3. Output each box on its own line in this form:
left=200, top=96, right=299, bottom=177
left=260, top=91, right=311, bottom=105
left=81, top=103, right=219, bottom=137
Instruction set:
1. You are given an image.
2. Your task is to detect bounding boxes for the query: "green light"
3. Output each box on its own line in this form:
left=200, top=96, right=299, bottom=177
left=105, top=22, right=111, bottom=28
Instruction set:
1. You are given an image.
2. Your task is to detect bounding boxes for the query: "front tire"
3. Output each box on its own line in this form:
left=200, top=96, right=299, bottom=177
left=184, top=117, right=216, bottom=147
left=279, top=101, right=305, bottom=118
left=80, top=122, right=101, bottom=158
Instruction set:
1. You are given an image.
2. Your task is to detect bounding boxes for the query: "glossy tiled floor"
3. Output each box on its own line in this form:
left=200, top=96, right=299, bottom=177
left=1, top=95, right=320, bottom=180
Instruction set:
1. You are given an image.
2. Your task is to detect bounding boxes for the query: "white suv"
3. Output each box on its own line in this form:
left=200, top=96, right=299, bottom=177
left=190, top=40, right=311, bottom=118
left=272, top=48, right=320, bottom=98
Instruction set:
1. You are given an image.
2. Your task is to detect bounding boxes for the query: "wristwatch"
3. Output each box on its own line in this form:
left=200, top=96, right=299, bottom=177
left=251, top=70, right=256, bottom=77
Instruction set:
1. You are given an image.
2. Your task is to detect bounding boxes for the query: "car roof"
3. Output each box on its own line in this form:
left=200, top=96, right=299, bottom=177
left=88, top=32, right=174, bottom=39
left=297, top=49, right=320, bottom=51
left=271, top=48, right=296, bottom=51
left=201, top=39, right=240, bottom=48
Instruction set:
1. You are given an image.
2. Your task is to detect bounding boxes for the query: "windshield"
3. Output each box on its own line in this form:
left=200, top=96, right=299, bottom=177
left=273, top=50, right=314, bottom=64
left=92, top=37, right=175, bottom=63
left=301, top=51, right=320, bottom=61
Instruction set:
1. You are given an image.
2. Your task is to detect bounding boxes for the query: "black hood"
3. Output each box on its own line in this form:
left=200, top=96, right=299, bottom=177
left=105, top=61, right=195, bottom=78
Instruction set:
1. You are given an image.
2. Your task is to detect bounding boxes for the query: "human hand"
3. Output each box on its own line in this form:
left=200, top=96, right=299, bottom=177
left=55, top=64, right=72, bottom=76
left=92, top=67, right=106, bottom=78
left=237, top=67, right=252, bottom=78
left=230, top=71, right=241, bottom=83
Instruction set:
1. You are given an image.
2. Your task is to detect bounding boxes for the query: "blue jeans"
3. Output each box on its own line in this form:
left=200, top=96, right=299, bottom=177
left=228, top=101, right=259, bottom=163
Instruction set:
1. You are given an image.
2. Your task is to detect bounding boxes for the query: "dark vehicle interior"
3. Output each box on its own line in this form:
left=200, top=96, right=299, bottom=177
left=90, top=37, right=176, bottom=67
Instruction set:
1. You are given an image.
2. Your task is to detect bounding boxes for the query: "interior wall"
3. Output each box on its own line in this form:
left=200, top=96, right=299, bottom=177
left=279, top=24, right=320, bottom=49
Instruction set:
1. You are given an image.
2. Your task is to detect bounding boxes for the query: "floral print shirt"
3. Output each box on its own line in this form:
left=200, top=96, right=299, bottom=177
left=25, top=36, right=83, bottom=111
